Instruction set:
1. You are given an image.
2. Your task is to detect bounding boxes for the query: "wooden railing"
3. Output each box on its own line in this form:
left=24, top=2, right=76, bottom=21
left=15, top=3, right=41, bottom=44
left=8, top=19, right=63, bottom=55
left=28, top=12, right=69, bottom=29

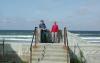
left=2, top=39, right=5, bottom=61
left=0, top=39, right=8, bottom=62
left=30, top=32, right=34, bottom=63
left=64, top=27, right=70, bottom=63
left=30, top=27, right=38, bottom=63
left=30, top=27, right=70, bottom=63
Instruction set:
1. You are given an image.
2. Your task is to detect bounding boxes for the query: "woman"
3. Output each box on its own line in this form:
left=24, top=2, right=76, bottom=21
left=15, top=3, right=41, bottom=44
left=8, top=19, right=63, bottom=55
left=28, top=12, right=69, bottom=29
left=51, top=21, right=59, bottom=43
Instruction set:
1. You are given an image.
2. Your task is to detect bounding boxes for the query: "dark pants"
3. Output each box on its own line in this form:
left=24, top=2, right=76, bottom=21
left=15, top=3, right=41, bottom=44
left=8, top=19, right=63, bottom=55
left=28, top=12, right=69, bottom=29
left=41, top=30, right=47, bottom=43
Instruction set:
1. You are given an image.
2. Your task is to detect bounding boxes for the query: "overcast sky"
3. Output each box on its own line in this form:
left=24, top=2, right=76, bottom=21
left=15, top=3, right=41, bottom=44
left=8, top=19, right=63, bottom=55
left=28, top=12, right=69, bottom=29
left=0, top=0, right=100, bottom=30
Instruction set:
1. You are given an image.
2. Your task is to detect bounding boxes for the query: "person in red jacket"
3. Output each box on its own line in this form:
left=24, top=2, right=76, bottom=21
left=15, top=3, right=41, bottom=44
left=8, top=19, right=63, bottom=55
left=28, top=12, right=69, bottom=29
left=51, top=21, right=59, bottom=43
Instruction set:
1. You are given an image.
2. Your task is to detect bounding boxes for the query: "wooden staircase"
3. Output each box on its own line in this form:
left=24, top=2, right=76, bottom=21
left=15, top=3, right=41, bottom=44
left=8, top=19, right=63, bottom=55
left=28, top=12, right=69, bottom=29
left=32, top=43, right=69, bottom=63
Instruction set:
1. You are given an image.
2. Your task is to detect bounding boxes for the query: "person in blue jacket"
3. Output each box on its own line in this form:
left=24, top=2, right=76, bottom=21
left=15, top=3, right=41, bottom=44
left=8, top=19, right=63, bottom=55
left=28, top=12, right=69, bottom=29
left=39, top=20, right=47, bottom=43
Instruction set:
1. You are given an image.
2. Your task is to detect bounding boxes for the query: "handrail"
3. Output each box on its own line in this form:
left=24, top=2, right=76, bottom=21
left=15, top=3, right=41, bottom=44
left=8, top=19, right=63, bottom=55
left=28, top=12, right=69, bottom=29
left=64, top=27, right=67, bottom=47
left=64, top=27, right=70, bottom=63
left=30, top=31, right=34, bottom=63
left=1, top=39, right=5, bottom=61
left=0, top=39, right=8, bottom=62
left=3, top=39, right=5, bottom=61
left=64, top=27, right=69, bottom=50
left=30, top=27, right=37, bottom=63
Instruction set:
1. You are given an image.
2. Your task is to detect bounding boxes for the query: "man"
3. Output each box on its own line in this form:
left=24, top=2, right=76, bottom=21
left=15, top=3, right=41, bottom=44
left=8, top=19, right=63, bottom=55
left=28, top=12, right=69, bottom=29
left=39, top=20, right=47, bottom=43
left=39, top=20, right=46, bottom=30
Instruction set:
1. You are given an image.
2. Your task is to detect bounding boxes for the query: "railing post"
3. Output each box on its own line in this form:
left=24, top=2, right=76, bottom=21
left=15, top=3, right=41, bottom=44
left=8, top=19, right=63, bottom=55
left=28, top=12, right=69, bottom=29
left=30, top=31, right=34, bottom=63
left=34, top=27, right=37, bottom=47
left=64, top=27, right=67, bottom=47
left=66, top=28, right=69, bottom=50
left=64, top=27, right=70, bottom=63
left=30, top=27, right=37, bottom=63
left=2, top=39, right=5, bottom=61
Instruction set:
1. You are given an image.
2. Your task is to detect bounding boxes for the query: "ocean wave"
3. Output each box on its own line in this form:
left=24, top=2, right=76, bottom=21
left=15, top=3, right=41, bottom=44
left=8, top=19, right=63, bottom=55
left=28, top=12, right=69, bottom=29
left=80, top=37, right=100, bottom=39
left=75, top=34, right=100, bottom=36
left=0, top=38, right=31, bottom=40
left=0, top=35, right=33, bottom=38
left=88, top=41, right=100, bottom=43
left=74, top=34, right=80, bottom=35
left=0, top=35, right=34, bottom=43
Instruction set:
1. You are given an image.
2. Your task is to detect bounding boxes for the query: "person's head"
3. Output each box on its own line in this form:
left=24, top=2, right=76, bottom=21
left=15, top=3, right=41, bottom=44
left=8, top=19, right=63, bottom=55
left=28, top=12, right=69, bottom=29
left=40, top=20, right=44, bottom=24
left=35, top=27, right=37, bottom=30
left=54, top=21, right=57, bottom=25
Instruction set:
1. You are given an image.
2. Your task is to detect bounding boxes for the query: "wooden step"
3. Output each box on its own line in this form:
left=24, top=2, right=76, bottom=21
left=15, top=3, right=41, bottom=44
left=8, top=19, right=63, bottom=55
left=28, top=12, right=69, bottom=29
left=32, top=44, right=68, bottom=63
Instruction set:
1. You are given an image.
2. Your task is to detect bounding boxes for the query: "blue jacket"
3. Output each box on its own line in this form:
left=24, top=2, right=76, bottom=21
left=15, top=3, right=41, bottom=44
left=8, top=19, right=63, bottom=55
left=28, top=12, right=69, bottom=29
left=39, top=23, right=46, bottom=29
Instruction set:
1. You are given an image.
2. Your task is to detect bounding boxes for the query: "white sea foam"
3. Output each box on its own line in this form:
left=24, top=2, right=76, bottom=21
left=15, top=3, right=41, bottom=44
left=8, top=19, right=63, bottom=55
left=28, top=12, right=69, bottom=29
left=74, top=34, right=80, bottom=35
left=0, top=35, right=33, bottom=38
left=0, top=38, right=31, bottom=41
left=88, top=41, right=100, bottom=43
left=80, top=37, right=100, bottom=39
left=0, top=35, right=33, bottom=42
left=80, top=34, right=100, bottom=35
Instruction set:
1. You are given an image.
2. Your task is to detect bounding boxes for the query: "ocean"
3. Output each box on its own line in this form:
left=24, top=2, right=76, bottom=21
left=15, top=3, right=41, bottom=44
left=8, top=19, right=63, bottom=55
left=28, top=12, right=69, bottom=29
left=70, top=31, right=100, bottom=43
left=0, top=30, right=100, bottom=44
left=0, top=30, right=33, bottom=43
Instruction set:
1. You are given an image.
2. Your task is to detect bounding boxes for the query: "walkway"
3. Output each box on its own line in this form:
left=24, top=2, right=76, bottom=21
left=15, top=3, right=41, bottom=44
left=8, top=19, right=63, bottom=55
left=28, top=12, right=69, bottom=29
left=32, top=43, right=69, bottom=63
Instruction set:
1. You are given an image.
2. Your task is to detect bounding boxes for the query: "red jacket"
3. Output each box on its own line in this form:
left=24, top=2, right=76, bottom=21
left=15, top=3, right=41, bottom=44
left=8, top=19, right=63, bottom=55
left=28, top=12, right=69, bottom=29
left=51, top=24, right=59, bottom=32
